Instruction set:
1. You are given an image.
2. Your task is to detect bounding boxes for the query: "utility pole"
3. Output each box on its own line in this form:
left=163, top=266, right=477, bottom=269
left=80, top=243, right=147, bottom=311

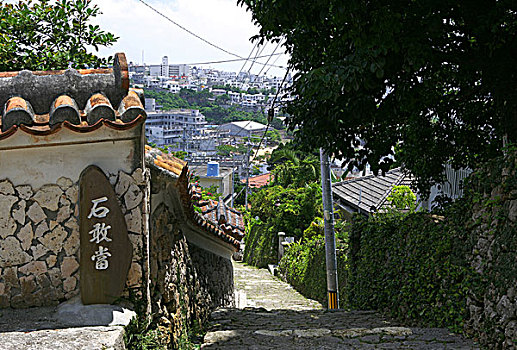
left=319, top=148, right=339, bottom=309
left=231, top=153, right=235, bottom=207
left=244, top=130, right=251, bottom=209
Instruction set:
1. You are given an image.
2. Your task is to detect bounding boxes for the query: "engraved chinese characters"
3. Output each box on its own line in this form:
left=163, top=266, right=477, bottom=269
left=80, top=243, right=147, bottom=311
left=79, top=165, right=133, bottom=305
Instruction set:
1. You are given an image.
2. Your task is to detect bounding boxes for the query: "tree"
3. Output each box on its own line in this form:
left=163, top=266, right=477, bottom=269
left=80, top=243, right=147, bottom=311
left=0, top=0, right=117, bottom=71
left=244, top=183, right=322, bottom=267
left=269, top=146, right=320, bottom=187
left=238, top=0, right=517, bottom=193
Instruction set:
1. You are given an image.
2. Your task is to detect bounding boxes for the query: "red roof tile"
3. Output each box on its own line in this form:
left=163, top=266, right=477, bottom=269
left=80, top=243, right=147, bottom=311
left=145, top=146, right=243, bottom=249
left=242, top=172, right=272, bottom=188
left=0, top=53, right=144, bottom=138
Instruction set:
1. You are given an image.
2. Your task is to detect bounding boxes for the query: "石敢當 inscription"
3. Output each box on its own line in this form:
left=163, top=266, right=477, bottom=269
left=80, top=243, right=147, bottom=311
left=79, top=165, right=133, bottom=304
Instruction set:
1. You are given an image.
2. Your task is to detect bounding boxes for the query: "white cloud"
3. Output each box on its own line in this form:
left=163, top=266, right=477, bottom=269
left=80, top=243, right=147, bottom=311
left=91, top=0, right=289, bottom=77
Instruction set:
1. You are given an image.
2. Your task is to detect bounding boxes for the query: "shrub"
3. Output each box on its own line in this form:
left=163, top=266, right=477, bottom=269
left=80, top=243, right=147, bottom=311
left=278, top=219, right=349, bottom=308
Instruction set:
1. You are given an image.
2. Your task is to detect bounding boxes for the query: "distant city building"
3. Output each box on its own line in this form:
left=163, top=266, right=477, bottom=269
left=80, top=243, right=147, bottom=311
left=148, top=56, right=191, bottom=79
left=218, top=121, right=268, bottom=137
left=145, top=98, right=207, bottom=150
left=191, top=164, right=234, bottom=199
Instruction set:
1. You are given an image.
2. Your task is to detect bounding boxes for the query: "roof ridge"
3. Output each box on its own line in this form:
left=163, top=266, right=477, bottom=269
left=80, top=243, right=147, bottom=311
left=376, top=170, right=410, bottom=210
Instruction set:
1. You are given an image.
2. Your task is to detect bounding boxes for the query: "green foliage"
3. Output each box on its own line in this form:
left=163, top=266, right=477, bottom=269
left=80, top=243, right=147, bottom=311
left=143, top=88, right=269, bottom=126
left=385, top=185, right=417, bottom=212
left=243, top=183, right=322, bottom=267
left=279, top=233, right=348, bottom=308
left=346, top=211, right=477, bottom=332
left=270, top=117, right=286, bottom=130
left=345, top=148, right=517, bottom=338
left=144, top=89, right=190, bottom=110
left=124, top=290, right=166, bottom=350
left=232, top=173, right=246, bottom=206
left=268, top=145, right=320, bottom=188
left=172, top=151, right=188, bottom=161
left=216, top=144, right=238, bottom=156
left=265, top=129, right=281, bottom=144
left=211, top=84, right=245, bottom=94
left=199, top=185, right=219, bottom=201
left=156, top=145, right=187, bottom=160
left=238, top=0, right=516, bottom=195
left=125, top=317, right=165, bottom=350
left=0, top=0, right=117, bottom=71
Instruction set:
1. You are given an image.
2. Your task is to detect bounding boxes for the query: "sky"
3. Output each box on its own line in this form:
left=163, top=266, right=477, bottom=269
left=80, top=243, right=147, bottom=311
left=89, top=0, right=289, bottom=77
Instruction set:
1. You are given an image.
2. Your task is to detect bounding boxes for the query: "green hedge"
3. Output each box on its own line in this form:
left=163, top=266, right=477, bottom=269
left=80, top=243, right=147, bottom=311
left=278, top=237, right=348, bottom=308
left=346, top=210, right=479, bottom=332
left=345, top=149, right=517, bottom=340
left=243, top=184, right=322, bottom=268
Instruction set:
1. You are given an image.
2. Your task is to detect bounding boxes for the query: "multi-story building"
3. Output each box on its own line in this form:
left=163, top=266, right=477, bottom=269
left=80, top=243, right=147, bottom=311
left=144, top=99, right=207, bottom=150
left=149, top=56, right=191, bottom=79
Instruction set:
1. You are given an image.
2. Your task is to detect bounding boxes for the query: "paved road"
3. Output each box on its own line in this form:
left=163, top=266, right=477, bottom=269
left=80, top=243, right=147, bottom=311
left=202, top=261, right=479, bottom=349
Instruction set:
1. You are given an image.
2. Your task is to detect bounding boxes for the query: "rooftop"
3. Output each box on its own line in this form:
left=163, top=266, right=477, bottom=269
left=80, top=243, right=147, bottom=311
left=222, top=121, right=268, bottom=131
left=332, top=167, right=414, bottom=215
left=242, top=172, right=272, bottom=188
left=198, top=198, right=245, bottom=241
left=145, top=146, right=242, bottom=248
left=0, top=53, right=147, bottom=140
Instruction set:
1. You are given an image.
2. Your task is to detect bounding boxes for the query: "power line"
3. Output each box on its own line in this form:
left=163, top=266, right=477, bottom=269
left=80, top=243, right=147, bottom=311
left=187, top=53, right=284, bottom=68
left=254, top=41, right=283, bottom=77
left=238, top=42, right=259, bottom=74
left=262, top=46, right=285, bottom=76
left=249, top=68, right=290, bottom=165
left=137, top=0, right=287, bottom=71
left=138, top=0, right=242, bottom=59
left=247, top=43, right=268, bottom=76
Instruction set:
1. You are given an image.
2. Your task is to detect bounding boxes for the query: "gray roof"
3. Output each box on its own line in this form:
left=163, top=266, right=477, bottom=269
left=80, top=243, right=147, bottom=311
left=332, top=167, right=413, bottom=215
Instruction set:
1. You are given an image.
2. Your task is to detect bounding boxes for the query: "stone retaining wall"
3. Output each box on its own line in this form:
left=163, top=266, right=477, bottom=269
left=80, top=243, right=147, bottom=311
left=149, top=171, right=234, bottom=348
left=0, top=167, right=148, bottom=308
left=464, top=154, right=517, bottom=348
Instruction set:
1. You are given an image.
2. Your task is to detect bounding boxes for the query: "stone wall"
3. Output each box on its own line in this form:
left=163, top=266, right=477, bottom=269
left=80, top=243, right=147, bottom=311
left=149, top=172, right=234, bottom=348
left=0, top=167, right=149, bottom=308
left=110, top=167, right=150, bottom=305
left=463, top=151, right=517, bottom=348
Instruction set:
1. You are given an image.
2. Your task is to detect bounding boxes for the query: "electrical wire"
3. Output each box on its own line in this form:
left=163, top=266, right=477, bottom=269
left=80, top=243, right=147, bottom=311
left=138, top=0, right=242, bottom=59
left=262, top=46, right=285, bottom=76
left=138, top=0, right=285, bottom=70
left=187, top=53, right=284, bottom=68
left=238, top=42, right=259, bottom=74
left=249, top=68, right=290, bottom=165
left=246, top=43, right=268, bottom=76
left=254, top=41, right=283, bottom=77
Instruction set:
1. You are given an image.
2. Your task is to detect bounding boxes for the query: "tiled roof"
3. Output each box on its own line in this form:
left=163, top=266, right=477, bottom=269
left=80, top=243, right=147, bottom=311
left=241, top=172, right=272, bottom=188
left=145, top=146, right=241, bottom=249
left=332, top=167, right=414, bottom=215
left=197, top=198, right=245, bottom=241
left=0, top=53, right=146, bottom=139
left=145, top=145, right=187, bottom=176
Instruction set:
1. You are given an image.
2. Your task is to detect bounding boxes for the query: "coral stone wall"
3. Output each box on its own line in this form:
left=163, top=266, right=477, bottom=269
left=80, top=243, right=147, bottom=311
left=464, top=152, right=517, bottom=348
left=0, top=177, right=80, bottom=308
left=150, top=191, right=234, bottom=348
left=109, top=168, right=150, bottom=302
left=0, top=167, right=149, bottom=308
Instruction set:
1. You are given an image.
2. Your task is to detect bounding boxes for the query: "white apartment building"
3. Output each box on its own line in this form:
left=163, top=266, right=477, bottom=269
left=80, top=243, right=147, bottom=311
left=149, top=56, right=191, bottom=78
left=145, top=100, right=208, bottom=150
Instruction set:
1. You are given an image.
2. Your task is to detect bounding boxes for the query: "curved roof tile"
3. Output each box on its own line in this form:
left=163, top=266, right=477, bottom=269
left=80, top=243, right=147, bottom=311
left=145, top=146, right=243, bottom=249
left=0, top=53, right=146, bottom=137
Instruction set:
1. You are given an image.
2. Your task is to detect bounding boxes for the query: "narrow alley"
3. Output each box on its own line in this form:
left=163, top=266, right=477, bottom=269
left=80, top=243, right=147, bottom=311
left=201, top=262, right=479, bottom=349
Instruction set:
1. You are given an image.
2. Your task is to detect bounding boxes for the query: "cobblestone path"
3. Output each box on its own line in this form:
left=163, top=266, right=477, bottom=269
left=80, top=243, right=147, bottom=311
left=202, top=261, right=479, bottom=349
